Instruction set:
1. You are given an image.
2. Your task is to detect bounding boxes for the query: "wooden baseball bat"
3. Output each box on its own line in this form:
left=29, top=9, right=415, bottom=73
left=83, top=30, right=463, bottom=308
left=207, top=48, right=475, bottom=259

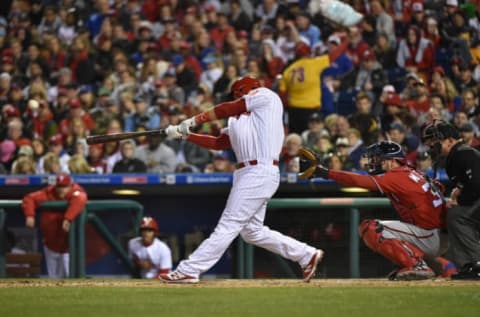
left=86, top=128, right=167, bottom=145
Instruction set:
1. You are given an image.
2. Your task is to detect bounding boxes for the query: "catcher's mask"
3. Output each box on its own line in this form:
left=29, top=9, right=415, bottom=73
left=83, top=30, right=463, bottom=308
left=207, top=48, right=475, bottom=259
left=420, top=120, right=460, bottom=161
left=364, top=141, right=405, bottom=175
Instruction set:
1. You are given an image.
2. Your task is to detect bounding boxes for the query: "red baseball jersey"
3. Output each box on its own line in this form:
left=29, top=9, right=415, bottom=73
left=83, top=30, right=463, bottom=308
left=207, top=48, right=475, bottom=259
left=329, top=166, right=446, bottom=229
left=22, top=183, right=87, bottom=253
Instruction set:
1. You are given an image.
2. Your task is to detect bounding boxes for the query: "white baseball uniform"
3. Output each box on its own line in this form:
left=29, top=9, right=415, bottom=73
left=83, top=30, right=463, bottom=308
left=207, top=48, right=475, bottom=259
left=176, top=87, right=317, bottom=278
left=128, top=237, right=172, bottom=279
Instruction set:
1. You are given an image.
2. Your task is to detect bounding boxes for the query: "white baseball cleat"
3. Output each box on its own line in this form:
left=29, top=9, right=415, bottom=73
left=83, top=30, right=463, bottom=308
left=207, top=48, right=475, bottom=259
left=310, top=0, right=363, bottom=27
left=394, top=264, right=435, bottom=281
left=303, top=249, right=324, bottom=282
left=158, top=271, right=200, bottom=284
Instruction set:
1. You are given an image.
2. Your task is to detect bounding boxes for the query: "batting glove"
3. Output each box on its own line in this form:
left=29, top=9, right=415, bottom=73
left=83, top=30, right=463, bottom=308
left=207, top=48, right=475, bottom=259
left=165, top=125, right=183, bottom=139
left=178, top=117, right=197, bottom=135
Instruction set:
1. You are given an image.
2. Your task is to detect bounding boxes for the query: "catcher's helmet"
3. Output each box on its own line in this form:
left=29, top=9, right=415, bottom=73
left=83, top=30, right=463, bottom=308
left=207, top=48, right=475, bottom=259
left=231, top=76, right=261, bottom=99
left=140, top=217, right=159, bottom=232
left=364, top=141, right=405, bottom=175
left=295, top=41, right=311, bottom=58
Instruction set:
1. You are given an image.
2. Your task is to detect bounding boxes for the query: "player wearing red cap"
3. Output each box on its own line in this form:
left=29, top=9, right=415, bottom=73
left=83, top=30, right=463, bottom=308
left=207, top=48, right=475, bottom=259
left=160, top=76, right=323, bottom=283
left=22, top=173, right=87, bottom=278
left=128, top=216, right=172, bottom=279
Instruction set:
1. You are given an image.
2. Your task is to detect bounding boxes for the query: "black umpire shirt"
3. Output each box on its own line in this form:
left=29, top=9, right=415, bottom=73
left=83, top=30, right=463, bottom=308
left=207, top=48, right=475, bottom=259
left=445, top=142, right=480, bottom=206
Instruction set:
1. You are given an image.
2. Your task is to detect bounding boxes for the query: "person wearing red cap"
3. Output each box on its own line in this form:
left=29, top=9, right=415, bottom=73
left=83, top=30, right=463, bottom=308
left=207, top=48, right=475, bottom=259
left=128, top=216, right=172, bottom=279
left=59, top=99, right=95, bottom=139
left=22, top=173, right=87, bottom=278
left=279, top=40, right=332, bottom=133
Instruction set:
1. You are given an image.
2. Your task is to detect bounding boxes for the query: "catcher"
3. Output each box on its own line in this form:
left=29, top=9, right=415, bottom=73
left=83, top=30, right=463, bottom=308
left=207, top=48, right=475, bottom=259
left=298, top=141, right=456, bottom=280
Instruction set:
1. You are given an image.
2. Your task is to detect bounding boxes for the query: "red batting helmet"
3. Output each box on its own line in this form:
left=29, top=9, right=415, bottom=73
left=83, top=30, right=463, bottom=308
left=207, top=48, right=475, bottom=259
left=231, top=76, right=261, bottom=99
left=140, top=217, right=159, bottom=232
left=295, top=42, right=311, bottom=58
left=55, top=173, right=72, bottom=187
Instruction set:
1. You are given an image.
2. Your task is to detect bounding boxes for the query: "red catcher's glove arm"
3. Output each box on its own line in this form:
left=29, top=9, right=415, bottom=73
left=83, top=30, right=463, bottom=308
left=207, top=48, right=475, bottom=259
left=22, top=188, right=50, bottom=217
left=194, top=99, right=247, bottom=124
left=328, top=170, right=379, bottom=191
left=187, top=133, right=231, bottom=150
left=63, top=185, right=87, bottom=222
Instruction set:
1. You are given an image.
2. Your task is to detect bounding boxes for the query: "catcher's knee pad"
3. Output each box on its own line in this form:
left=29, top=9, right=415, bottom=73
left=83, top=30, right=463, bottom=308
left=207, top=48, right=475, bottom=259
left=359, top=219, right=425, bottom=267
left=358, top=219, right=383, bottom=251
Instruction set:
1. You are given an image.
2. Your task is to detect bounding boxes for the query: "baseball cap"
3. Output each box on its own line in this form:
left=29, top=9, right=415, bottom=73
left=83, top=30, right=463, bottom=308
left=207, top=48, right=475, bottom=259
left=214, top=151, right=230, bottom=160
left=382, top=85, right=396, bottom=94
left=385, top=93, right=403, bottom=106
left=361, top=49, right=375, bottom=61
left=140, top=216, right=159, bottom=231
left=2, top=104, right=20, bottom=117
left=55, top=173, right=72, bottom=187
left=389, top=122, right=406, bottom=133
left=309, top=112, right=323, bottom=122
left=459, top=123, right=474, bottom=132
left=70, top=99, right=82, bottom=108
left=327, top=34, right=341, bottom=45
left=18, top=145, right=33, bottom=157
left=171, top=54, right=184, bottom=67
left=78, top=85, right=93, bottom=95
left=446, top=0, right=458, bottom=7
left=406, top=72, right=419, bottom=81
left=433, top=66, right=445, bottom=76
left=336, top=137, right=349, bottom=147
left=49, top=134, right=64, bottom=146
left=412, top=2, right=424, bottom=12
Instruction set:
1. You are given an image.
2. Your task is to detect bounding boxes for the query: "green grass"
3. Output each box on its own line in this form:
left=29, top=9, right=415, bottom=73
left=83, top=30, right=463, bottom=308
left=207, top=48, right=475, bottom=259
left=0, top=283, right=479, bottom=317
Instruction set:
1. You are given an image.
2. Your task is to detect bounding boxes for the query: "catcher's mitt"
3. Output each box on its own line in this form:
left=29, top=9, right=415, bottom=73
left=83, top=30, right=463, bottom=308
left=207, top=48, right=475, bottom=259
left=298, top=147, right=318, bottom=180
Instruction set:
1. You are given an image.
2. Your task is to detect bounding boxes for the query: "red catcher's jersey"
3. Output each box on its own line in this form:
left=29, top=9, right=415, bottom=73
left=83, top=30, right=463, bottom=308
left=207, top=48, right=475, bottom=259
left=329, top=166, right=446, bottom=229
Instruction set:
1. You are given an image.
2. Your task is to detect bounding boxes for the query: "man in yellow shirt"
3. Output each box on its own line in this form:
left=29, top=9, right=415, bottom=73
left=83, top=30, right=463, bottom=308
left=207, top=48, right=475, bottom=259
left=279, top=41, right=331, bottom=133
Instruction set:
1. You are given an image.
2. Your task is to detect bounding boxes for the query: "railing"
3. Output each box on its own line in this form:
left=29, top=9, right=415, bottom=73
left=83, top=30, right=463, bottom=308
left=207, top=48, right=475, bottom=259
left=236, top=197, right=392, bottom=279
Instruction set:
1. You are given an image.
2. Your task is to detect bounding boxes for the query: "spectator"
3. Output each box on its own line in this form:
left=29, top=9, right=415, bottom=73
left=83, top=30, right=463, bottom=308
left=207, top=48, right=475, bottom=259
left=301, top=113, right=328, bottom=150
left=348, top=92, right=380, bottom=145
left=0, top=139, right=16, bottom=172
left=346, top=128, right=366, bottom=170
left=87, top=143, right=108, bottom=175
left=124, top=96, right=161, bottom=133
left=6, top=117, right=31, bottom=148
left=370, top=0, right=396, bottom=48
left=68, top=154, right=94, bottom=174
left=22, top=173, right=87, bottom=278
left=128, top=216, right=172, bottom=279
left=37, top=135, right=70, bottom=174
left=458, top=122, right=480, bottom=149
left=396, top=25, right=434, bottom=81
left=112, top=139, right=147, bottom=173
left=279, top=42, right=330, bottom=133
left=135, top=134, right=176, bottom=173
left=280, top=133, right=303, bottom=173
left=204, top=151, right=235, bottom=173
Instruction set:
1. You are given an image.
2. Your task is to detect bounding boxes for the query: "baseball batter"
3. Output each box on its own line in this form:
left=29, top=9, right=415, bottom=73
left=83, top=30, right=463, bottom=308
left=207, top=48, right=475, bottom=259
left=301, top=141, right=456, bottom=280
left=22, top=173, right=87, bottom=278
left=128, top=217, right=172, bottom=279
left=159, top=76, right=323, bottom=283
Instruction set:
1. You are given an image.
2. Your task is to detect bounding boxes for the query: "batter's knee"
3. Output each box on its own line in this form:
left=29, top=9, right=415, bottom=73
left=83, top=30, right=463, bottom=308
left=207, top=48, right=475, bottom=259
left=240, top=226, right=264, bottom=244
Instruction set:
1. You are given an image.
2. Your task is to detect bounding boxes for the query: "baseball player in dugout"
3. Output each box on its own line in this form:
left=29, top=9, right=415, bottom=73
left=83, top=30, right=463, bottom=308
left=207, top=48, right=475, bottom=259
left=159, top=76, right=323, bottom=284
left=128, top=217, right=172, bottom=279
left=299, top=141, right=456, bottom=280
left=22, top=173, right=87, bottom=278
left=421, top=120, right=480, bottom=280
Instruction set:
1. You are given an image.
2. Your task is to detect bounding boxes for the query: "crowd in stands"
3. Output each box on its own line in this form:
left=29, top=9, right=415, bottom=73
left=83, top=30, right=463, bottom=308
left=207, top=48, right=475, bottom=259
left=0, top=0, right=479, bottom=176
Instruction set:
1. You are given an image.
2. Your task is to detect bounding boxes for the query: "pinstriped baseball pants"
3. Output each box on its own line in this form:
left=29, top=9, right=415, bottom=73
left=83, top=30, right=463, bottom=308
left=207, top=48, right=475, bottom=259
left=176, top=164, right=317, bottom=278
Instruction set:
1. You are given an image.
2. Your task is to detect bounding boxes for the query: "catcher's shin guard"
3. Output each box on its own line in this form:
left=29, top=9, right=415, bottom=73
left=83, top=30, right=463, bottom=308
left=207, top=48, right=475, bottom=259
left=359, top=219, right=425, bottom=268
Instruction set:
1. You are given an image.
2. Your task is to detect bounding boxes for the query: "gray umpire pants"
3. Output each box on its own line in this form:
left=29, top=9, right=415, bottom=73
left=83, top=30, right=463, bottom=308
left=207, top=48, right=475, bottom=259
left=447, top=203, right=480, bottom=268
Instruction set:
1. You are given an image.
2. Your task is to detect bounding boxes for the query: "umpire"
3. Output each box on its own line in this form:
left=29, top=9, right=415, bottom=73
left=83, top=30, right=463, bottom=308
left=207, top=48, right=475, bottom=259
left=422, top=120, right=480, bottom=280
